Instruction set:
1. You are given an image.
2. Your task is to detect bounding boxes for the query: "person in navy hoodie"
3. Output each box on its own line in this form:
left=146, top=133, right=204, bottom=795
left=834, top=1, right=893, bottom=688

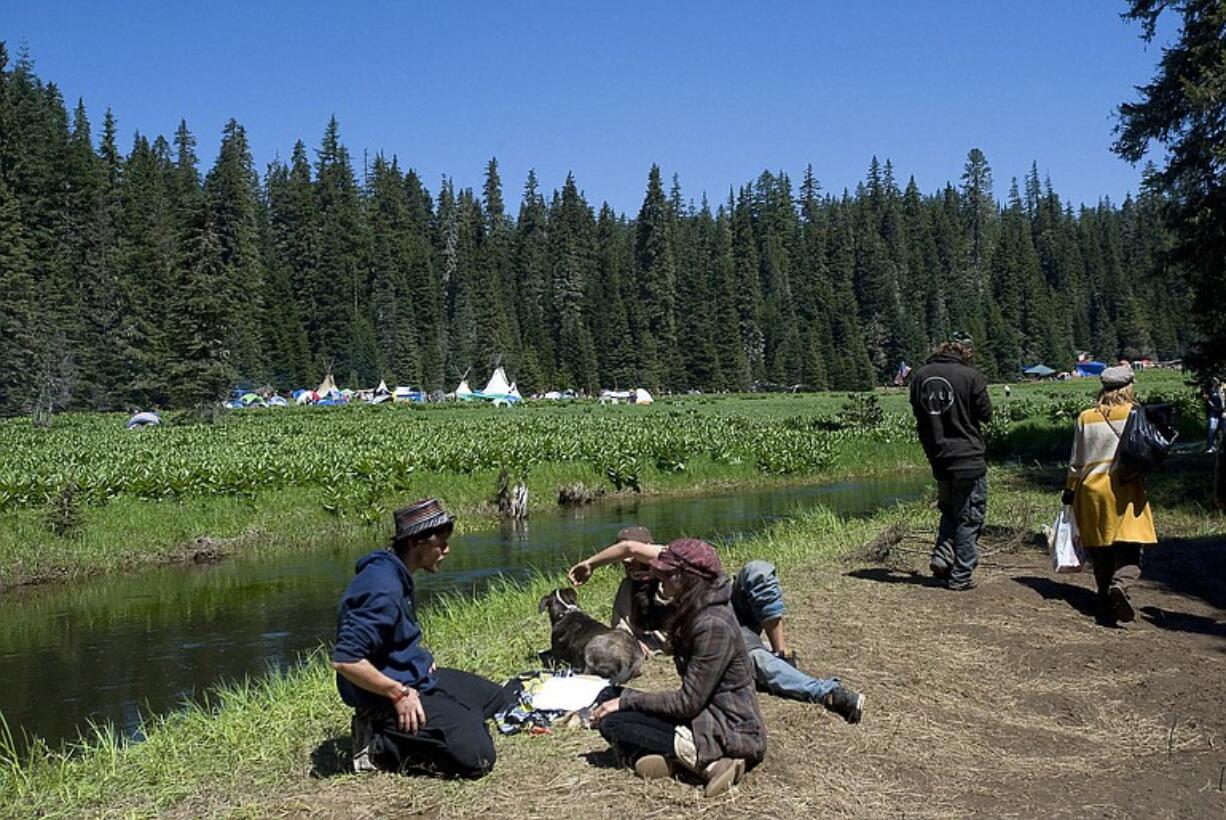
left=332, top=497, right=521, bottom=777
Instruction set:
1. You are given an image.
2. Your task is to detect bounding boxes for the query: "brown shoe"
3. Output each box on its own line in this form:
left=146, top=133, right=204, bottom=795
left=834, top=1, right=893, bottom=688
left=1108, top=585, right=1135, bottom=623
left=703, top=757, right=745, bottom=797
left=633, top=754, right=673, bottom=780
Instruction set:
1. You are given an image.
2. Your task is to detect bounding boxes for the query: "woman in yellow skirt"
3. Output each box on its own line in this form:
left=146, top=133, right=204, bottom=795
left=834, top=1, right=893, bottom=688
left=1062, top=365, right=1157, bottom=625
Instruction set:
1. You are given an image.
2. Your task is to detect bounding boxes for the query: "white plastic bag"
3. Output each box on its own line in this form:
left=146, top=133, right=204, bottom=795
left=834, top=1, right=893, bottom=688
left=1050, top=505, right=1083, bottom=573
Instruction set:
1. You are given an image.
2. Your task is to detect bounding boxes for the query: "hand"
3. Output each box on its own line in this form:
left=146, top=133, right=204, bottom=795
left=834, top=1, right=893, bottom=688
left=590, top=697, right=620, bottom=725
left=393, top=686, right=426, bottom=734
left=568, top=560, right=593, bottom=586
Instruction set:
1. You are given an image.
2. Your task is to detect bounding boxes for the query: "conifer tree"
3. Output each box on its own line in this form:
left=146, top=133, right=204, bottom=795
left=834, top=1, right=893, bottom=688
left=0, top=176, right=37, bottom=413
left=634, top=165, right=678, bottom=389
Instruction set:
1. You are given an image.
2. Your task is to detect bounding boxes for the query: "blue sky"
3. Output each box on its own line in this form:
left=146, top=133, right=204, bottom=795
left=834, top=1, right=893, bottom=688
left=2, top=1, right=1172, bottom=215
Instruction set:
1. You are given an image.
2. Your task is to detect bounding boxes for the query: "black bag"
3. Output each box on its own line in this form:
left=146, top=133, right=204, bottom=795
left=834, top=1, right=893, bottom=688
left=1109, top=403, right=1178, bottom=483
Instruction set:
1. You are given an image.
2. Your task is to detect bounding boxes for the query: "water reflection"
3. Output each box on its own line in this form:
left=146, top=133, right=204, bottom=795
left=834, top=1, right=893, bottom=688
left=0, top=474, right=927, bottom=750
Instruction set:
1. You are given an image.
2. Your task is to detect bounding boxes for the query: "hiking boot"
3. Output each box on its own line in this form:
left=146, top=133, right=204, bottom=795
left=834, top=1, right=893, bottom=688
left=633, top=754, right=674, bottom=780
left=1108, top=585, right=1135, bottom=623
left=946, top=577, right=977, bottom=591
left=823, top=686, right=865, bottom=724
left=929, top=557, right=952, bottom=580
left=702, top=757, right=745, bottom=797
left=350, top=712, right=378, bottom=773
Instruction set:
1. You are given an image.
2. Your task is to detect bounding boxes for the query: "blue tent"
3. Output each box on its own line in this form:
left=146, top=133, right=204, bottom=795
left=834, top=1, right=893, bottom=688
left=1074, top=361, right=1106, bottom=377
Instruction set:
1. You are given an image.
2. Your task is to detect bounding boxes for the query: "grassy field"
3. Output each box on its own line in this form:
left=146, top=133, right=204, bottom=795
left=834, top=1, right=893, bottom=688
left=0, top=370, right=1198, bottom=590
left=1, top=448, right=1220, bottom=818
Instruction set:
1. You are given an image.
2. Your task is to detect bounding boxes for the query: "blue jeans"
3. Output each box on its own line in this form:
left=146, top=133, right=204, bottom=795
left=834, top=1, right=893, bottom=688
left=732, top=561, right=838, bottom=702
left=931, top=474, right=987, bottom=586
left=1209, top=414, right=1220, bottom=449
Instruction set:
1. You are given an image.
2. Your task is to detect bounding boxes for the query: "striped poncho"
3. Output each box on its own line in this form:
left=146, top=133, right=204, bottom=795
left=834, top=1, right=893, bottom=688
left=1065, top=404, right=1158, bottom=548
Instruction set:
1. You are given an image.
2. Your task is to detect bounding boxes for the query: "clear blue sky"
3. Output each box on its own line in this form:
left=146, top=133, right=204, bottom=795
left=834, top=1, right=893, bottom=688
left=3, top=1, right=1172, bottom=215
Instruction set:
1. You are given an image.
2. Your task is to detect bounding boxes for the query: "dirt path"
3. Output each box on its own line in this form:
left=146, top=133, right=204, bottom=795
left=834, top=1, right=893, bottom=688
left=254, top=527, right=1226, bottom=819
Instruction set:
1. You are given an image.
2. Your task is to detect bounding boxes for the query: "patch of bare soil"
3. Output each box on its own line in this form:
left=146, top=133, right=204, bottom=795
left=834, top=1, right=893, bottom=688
left=256, top=526, right=1226, bottom=819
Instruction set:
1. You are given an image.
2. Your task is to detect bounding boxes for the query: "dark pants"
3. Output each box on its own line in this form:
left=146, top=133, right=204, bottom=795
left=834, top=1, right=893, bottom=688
left=361, top=668, right=521, bottom=779
left=931, top=474, right=987, bottom=585
left=599, top=710, right=679, bottom=760
left=1086, top=542, right=1142, bottom=604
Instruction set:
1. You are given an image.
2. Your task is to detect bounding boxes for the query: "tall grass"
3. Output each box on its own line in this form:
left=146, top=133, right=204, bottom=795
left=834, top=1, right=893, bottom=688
left=0, top=494, right=917, bottom=818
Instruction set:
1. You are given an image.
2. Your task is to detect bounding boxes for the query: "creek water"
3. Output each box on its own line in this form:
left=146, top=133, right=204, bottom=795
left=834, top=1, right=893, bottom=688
left=0, top=474, right=928, bottom=751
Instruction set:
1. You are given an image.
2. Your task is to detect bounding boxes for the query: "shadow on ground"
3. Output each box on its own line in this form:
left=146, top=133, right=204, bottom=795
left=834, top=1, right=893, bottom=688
left=1140, top=605, right=1226, bottom=642
left=844, top=567, right=946, bottom=588
left=1013, top=575, right=1099, bottom=618
left=1139, top=534, right=1226, bottom=611
left=311, top=734, right=352, bottom=778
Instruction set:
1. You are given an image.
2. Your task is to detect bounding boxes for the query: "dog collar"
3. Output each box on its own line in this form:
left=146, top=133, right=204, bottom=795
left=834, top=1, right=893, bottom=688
left=554, top=590, right=580, bottom=613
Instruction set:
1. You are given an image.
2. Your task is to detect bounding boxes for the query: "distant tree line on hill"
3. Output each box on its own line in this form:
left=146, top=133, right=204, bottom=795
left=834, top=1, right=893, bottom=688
left=0, top=43, right=1195, bottom=415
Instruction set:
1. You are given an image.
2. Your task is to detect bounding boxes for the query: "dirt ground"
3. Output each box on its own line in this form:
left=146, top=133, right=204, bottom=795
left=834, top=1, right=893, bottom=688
left=249, top=521, right=1226, bottom=820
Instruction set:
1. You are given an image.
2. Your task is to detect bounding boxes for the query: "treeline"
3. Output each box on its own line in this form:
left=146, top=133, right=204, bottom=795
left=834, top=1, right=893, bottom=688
left=0, top=44, right=1194, bottom=414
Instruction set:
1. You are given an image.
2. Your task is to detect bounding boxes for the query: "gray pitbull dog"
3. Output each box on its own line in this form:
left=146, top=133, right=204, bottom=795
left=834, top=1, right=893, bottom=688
left=538, top=588, right=643, bottom=685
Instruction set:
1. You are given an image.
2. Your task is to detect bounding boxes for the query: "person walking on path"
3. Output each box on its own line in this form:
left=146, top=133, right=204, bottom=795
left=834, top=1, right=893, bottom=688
left=590, top=539, right=767, bottom=798
left=569, top=528, right=864, bottom=722
left=1063, top=366, right=1158, bottom=626
left=331, top=498, right=522, bottom=777
left=1205, top=378, right=1224, bottom=453
left=908, top=332, right=993, bottom=590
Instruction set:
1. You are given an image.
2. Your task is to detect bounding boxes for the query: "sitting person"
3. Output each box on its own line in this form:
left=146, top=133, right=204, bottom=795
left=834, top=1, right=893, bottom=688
left=331, top=497, right=521, bottom=777
left=569, top=526, right=864, bottom=723
left=592, top=538, right=766, bottom=797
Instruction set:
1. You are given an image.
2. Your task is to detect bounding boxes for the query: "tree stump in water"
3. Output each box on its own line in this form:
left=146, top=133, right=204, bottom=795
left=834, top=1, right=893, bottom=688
left=496, top=469, right=529, bottom=519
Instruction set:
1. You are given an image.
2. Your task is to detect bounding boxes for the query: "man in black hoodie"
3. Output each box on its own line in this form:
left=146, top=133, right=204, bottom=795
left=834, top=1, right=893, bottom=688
left=908, top=335, right=992, bottom=590
left=332, top=498, right=521, bottom=777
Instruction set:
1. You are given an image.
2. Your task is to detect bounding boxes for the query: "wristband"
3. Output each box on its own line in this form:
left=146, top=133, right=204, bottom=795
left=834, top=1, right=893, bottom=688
left=390, top=684, right=410, bottom=703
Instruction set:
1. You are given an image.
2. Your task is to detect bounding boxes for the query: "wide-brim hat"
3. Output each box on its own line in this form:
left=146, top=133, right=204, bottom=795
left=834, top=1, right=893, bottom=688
left=648, top=538, right=723, bottom=580
left=393, top=498, right=454, bottom=546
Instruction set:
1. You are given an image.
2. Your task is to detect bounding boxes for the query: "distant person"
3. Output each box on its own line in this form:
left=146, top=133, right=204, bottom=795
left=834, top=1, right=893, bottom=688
left=590, top=539, right=766, bottom=797
left=908, top=332, right=992, bottom=590
left=332, top=498, right=521, bottom=777
left=1205, top=379, right=1224, bottom=453
left=1063, top=366, right=1157, bottom=626
left=569, top=527, right=864, bottom=722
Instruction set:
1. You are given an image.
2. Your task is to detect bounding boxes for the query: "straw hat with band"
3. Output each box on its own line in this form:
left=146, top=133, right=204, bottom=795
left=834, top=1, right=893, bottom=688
left=392, top=497, right=454, bottom=548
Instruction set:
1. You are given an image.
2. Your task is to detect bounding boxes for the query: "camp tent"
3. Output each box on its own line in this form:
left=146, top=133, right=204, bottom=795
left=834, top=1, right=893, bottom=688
left=633, top=388, right=654, bottom=405
left=394, top=386, right=426, bottom=403
left=455, top=379, right=473, bottom=398
left=126, top=412, right=160, bottom=429
left=1074, top=361, right=1107, bottom=378
left=375, top=380, right=390, bottom=395
left=240, top=393, right=265, bottom=407
left=316, top=373, right=340, bottom=397
left=295, top=390, right=319, bottom=405
left=268, top=395, right=289, bottom=408
left=508, top=382, right=523, bottom=402
left=1022, top=364, right=1056, bottom=378
left=480, top=367, right=512, bottom=397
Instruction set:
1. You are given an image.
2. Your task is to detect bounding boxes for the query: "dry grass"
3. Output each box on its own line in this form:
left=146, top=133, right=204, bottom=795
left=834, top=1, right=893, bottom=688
left=241, top=522, right=1226, bottom=820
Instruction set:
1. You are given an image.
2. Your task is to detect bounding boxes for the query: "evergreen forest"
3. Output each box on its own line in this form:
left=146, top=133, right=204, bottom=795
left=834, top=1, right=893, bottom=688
left=0, top=44, right=1194, bottom=415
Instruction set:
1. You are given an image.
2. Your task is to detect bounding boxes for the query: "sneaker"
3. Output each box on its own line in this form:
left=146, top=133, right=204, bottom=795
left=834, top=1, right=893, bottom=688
left=633, top=754, right=674, bottom=780
left=1108, top=585, right=1135, bottom=623
left=946, top=577, right=977, bottom=591
left=702, top=757, right=745, bottom=797
left=351, top=712, right=378, bottom=773
left=929, top=557, right=952, bottom=580
left=823, top=686, right=865, bottom=724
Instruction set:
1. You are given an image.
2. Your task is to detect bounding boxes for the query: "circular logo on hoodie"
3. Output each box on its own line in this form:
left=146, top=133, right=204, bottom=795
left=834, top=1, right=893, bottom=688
left=919, top=376, right=955, bottom=415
